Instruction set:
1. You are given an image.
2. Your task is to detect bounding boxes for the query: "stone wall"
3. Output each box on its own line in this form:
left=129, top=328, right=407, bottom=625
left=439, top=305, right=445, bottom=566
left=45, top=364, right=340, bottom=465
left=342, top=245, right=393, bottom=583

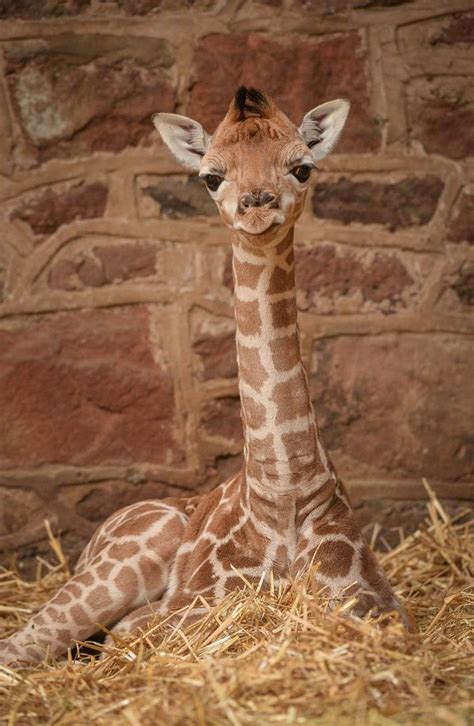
left=0, top=0, right=473, bottom=570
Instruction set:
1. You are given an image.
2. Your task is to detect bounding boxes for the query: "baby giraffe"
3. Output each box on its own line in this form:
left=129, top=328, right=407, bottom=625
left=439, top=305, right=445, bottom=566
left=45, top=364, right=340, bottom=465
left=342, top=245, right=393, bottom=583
left=0, top=88, right=411, bottom=666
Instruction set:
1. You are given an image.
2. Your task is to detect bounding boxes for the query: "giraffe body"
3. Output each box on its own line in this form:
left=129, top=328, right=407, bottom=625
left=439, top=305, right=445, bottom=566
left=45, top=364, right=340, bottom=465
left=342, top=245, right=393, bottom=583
left=1, top=88, right=411, bottom=666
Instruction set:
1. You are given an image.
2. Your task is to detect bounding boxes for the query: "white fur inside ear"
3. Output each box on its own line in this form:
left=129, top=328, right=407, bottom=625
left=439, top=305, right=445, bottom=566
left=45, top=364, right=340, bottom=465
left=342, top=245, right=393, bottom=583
left=299, top=99, right=350, bottom=162
left=152, top=113, right=210, bottom=171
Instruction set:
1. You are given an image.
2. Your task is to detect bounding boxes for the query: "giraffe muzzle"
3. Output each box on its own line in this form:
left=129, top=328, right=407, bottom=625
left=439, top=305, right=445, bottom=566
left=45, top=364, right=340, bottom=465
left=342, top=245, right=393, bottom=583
left=239, top=190, right=279, bottom=211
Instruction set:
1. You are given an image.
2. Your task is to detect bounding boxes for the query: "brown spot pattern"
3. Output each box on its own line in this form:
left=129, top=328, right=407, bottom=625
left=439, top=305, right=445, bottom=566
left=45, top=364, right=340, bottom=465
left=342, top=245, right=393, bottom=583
left=75, top=571, right=94, bottom=587
left=315, top=540, right=354, bottom=578
left=270, top=299, right=297, bottom=329
left=56, top=629, right=72, bottom=643
left=273, top=377, right=311, bottom=425
left=235, top=299, right=262, bottom=336
left=238, top=344, right=268, bottom=390
left=234, top=258, right=264, bottom=288
left=86, top=585, right=113, bottom=610
left=68, top=583, right=82, bottom=598
left=139, top=556, right=164, bottom=590
left=115, top=566, right=139, bottom=596
left=248, top=432, right=276, bottom=460
left=241, top=392, right=266, bottom=429
left=70, top=604, right=89, bottom=627
left=108, top=541, right=140, bottom=559
left=270, top=333, right=300, bottom=372
left=267, top=266, right=294, bottom=294
left=113, top=512, right=162, bottom=537
left=282, top=428, right=317, bottom=459
left=188, top=560, right=217, bottom=591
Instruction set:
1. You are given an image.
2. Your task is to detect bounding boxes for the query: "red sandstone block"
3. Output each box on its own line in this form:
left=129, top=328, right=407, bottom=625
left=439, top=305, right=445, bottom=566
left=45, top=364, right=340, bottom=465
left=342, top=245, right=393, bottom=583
left=406, top=77, right=474, bottom=160
left=201, top=397, right=243, bottom=443
left=5, top=34, right=175, bottom=163
left=311, top=333, right=474, bottom=481
left=48, top=241, right=158, bottom=290
left=399, top=12, right=474, bottom=159
left=191, top=308, right=238, bottom=381
left=295, top=244, right=420, bottom=315
left=311, top=176, right=444, bottom=230
left=136, top=175, right=218, bottom=219
left=188, top=32, right=381, bottom=153
left=447, top=188, right=474, bottom=244
left=0, top=307, right=181, bottom=468
left=10, top=181, right=108, bottom=237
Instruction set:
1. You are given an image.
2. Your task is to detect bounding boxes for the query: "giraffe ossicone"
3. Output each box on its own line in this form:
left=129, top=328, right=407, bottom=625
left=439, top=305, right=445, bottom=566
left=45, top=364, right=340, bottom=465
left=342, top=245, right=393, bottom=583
left=0, top=87, right=413, bottom=667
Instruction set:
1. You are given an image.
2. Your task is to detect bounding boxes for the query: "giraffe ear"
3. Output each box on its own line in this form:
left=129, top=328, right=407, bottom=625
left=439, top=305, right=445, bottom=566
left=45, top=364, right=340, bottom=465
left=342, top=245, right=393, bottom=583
left=298, top=99, right=350, bottom=162
left=152, top=113, right=210, bottom=171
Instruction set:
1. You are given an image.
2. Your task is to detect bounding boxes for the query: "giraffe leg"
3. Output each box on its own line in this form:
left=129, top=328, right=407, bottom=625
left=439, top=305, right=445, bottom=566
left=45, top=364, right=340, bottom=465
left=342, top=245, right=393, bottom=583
left=294, top=496, right=413, bottom=630
left=0, top=501, right=190, bottom=666
left=103, top=599, right=164, bottom=653
left=103, top=598, right=207, bottom=655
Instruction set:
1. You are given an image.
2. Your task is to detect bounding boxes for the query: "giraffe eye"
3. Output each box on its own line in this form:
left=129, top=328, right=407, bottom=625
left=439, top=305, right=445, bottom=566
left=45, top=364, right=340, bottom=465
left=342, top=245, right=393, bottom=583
left=202, top=174, right=223, bottom=192
left=291, top=165, right=312, bottom=183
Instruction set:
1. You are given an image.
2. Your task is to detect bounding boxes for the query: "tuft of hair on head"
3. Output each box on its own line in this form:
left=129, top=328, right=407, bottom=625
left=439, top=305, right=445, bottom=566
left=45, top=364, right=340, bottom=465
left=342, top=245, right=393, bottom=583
left=232, top=86, right=271, bottom=121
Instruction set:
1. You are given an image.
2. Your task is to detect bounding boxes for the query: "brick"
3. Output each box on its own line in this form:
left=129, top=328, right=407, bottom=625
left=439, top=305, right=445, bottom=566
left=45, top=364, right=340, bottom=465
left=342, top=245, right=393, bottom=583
left=136, top=175, right=218, bottom=219
left=0, top=307, right=181, bottom=468
left=75, top=480, right=181, bottom=522
left=0, top=0, right=219, bottom=17
left=76, top=257, right=106, bottom=288
left=0, top=487, right=46, bottom=537
left=213, top=453, right=243, bottom=482
left=10, top=181, right=108, bottom=237
left=0, top=0, right=89, bottom=18
left=0, top=262, right=5, bottom=302
left=191, top=308, right=237, bottom=381
left=48, top=259, right=82, bottom=291
left=397, top=13, right=474, bottom=159
left=222, top=252, right=234, bottom=292
left=312, top=176, right=443, bottom=230
left=201, top=397, right=243, bottom=443
left=188, top=32, right=380, bottom=153
left=433, top=250, right=474, bottom=313
left=355, top=500, right=469, bottom=551
left=447, top=189, right=474, bottom=244
left=406, top=76, right=474, bottom=160
left=118, top=0, right=219, bottom=13
left=5, top=34, right=175, bottom=163
left=295, top=244, right=418, bottom=314
left=444, top=260, right=474, bottom=310
left=432, top=12, right=474, bottom=44
left=94, top=243, right=156, bottom=283
left=356, top=0, right=414, bottom=6
left=294, top=0, right=413, bottom=8
left=118, top=0, right=167, bottom=12
left=196, top=246, right=234, bottom=297
left=408, top=11, right=474, bottom=47
left=48, top=241, right=157, bottom=290
left=194, top=333, right=237, bottom=381
left=311, top=334, right=474, bottom=481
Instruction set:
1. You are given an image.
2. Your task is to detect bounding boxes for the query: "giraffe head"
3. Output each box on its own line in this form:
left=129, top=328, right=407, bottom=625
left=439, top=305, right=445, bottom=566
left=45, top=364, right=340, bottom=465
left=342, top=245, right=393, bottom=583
left=153, top=87, right=349, bottom=246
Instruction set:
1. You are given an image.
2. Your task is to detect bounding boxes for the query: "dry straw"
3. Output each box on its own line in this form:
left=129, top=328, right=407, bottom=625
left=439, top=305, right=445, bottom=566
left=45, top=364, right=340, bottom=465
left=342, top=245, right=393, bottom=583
left=0, top=482, right=472, bottom=725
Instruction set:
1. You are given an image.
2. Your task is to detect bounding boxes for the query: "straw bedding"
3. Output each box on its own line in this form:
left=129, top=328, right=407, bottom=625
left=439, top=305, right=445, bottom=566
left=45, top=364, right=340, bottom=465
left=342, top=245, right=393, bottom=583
left=0, top=484, right=472, bottom=725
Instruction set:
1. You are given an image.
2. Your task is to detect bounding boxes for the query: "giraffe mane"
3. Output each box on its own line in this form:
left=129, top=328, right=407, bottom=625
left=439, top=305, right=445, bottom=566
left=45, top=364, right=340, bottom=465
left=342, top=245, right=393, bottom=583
left=216, top=87, right=292, bottom=144
left=233, top=86, right=271, bottom=121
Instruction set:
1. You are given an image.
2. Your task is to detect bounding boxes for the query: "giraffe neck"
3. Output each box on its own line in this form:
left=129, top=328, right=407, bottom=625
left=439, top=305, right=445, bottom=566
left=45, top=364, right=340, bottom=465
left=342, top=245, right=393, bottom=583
left=232, top=229, right=330, bottom=496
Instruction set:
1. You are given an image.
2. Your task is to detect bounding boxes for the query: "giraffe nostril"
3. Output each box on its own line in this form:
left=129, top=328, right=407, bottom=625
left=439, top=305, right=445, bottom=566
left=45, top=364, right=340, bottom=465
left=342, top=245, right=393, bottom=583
left=260, top=191, right=277, bottom=207
left=239, top=191, right=279, bottom=210
left=241, top=193, right=254, bottom=209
